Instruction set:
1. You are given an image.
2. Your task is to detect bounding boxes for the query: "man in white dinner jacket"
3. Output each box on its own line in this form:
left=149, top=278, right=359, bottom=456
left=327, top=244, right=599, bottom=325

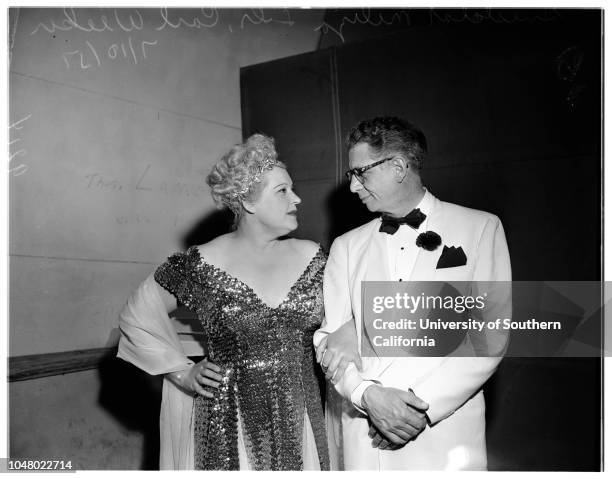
left=314, top=117, right=511, bottom=470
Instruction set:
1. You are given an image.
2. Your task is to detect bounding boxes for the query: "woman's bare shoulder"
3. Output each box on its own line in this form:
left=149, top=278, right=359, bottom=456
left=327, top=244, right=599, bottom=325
left=286, top=238, right=321, bottom=259
left=195, top=234, right=235, bottom=262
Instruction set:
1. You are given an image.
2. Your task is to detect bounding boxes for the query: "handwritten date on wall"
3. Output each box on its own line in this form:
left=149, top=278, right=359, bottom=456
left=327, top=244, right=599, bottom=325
left=62, top=37, right=157, bottom=69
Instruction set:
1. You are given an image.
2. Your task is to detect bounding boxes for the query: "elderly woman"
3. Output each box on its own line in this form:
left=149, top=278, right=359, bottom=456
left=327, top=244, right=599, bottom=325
left=117, top=134, right=331, bottom=470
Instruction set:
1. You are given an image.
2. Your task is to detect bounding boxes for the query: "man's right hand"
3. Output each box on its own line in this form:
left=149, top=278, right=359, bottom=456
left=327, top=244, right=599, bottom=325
left=361, top=385, right=429, bottom=446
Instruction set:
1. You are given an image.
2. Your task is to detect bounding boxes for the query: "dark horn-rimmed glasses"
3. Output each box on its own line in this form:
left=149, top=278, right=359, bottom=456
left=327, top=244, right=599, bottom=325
left=344, top=156, right=395, bottom=183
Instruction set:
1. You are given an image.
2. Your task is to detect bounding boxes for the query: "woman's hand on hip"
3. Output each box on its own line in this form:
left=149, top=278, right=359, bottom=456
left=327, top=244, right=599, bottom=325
left=168, top=358, right=223, bottom=398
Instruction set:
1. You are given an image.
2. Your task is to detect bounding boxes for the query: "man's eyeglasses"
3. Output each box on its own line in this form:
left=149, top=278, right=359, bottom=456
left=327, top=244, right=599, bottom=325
left=344, top=156, right=394, bottom=183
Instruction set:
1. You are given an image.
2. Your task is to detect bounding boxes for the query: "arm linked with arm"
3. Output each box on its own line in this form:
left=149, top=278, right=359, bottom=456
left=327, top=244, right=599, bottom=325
left=313, top=238, right=378, bottom=411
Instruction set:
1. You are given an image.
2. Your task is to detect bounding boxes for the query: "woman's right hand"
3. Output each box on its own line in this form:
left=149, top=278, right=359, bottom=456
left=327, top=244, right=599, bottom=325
left=169, top=357, right=223, bottom=398
left=316, top=319, right=362, bottom=384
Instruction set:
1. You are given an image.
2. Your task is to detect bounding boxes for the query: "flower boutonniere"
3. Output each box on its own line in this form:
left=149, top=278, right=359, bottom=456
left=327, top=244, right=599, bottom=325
left=416, top=231, right=442, bottom=251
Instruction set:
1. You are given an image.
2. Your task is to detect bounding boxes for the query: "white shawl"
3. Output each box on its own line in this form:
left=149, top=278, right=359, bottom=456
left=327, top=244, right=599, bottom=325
left=117, top=273, right=195, bottom=469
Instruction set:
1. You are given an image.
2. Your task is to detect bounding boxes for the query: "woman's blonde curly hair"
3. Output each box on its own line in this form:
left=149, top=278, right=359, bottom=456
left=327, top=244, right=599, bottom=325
left=206, top=134, right=285, bottom=225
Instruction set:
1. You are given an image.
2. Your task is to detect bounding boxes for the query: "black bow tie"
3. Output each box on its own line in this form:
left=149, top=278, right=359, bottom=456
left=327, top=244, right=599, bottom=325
left=379, top=208, right=426, bottom=234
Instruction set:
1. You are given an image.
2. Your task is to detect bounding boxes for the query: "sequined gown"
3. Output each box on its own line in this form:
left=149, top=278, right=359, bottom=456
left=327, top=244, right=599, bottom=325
left=154, top=244, right=329, bottom=471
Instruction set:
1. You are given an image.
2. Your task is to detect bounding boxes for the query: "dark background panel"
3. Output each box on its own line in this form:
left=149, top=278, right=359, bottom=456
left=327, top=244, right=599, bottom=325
left=292, top=179, right=338, bottom=247
left=241, top=49, right=339, bottom=183
left=485, top=358, right=601, bottom=471
left=423, top=156, right=601, bottom=281
left=335, top=20, right=601, bottom=181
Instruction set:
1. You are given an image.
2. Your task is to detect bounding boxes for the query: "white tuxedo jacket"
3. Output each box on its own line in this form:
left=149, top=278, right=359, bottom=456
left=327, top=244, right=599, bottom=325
left=315, top=191, right=511, bottom=470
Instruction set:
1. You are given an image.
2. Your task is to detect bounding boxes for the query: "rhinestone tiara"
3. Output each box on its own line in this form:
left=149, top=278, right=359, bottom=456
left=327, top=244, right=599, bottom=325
left=229, top=155, right=278, bottom=200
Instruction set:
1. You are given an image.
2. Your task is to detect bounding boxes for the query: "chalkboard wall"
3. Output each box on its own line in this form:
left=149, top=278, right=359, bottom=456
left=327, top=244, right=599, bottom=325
left=8, top=7, right=324, bottom=356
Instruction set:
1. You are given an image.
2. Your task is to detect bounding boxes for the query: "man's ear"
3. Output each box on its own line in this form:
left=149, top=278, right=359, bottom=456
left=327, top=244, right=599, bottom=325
left=392, top=156, right=409, bottom=182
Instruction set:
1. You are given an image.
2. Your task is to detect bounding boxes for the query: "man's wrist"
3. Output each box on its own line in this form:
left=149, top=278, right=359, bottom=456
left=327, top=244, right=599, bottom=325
left=361, top=383, right=381, bottom=411
left=348, top=380, right=379, bottom=413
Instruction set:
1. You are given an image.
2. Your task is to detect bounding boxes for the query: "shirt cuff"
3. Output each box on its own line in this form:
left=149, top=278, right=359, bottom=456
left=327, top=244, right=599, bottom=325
left=350, top=380, right=379, bottom=414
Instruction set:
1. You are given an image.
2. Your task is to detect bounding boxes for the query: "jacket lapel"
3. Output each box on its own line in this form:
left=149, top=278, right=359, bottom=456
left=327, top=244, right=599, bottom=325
left=350, top=220, right=388, bottom=354
left=365, top=223, right=390, bottom=282
left=410, top=195, right=443, bottom=281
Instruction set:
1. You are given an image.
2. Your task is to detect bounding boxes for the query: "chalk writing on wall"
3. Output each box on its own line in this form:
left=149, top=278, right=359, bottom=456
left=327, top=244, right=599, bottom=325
left=28, top=8, right=565, bottom=68
left=31, top=8, right=297, bottom=35
left=84, top=165, right=207, bottom=199
left=84, top=172, right=124, bottom=191
left=8, top=114, right=31, bottom=177
left=314, top=8, right=561, bottom=44
left=115, top=214, right=151, bottom=225
left=9, top=9, right=20, bottom=67
left=428, top=8, right=560, bottom=25
left=314, top=9, right=411, bottom=43
left=29, top=8, right=301, bottom=69
left=62, top=37, right=158, bottom=69
left=30, top=8, right=145, bottom=34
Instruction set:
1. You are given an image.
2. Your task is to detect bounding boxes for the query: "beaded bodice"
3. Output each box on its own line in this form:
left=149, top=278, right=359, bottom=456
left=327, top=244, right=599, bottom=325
left=154, top=244, right=329, bottom=471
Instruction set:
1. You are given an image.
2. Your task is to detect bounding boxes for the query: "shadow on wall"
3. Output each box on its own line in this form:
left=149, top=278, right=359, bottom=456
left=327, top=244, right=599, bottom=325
left=98, top=348, right=162, bottom=470
left=181, top=209, right=234, bottom=250
left=326, top=179, right=376, bottom=245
